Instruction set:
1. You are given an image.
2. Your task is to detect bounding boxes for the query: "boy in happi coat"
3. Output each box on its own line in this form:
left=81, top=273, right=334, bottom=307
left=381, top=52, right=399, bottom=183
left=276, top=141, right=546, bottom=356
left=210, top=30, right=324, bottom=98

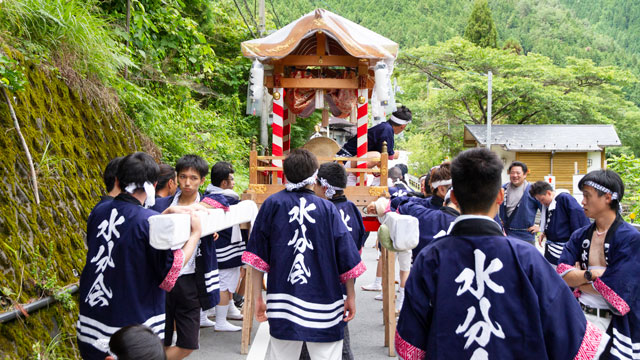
left=396, top=147, right=605, bottom=360
left=558, top=169, right=640, bottom=359
left=529, top=180, right=590, bottom=266
left=306, top=162, right=366, bottom=359
left=243, top=149, right=365, bottom=360
left=78, top=152, right=202, bottom=359
left=151, top=155, right=218, bottom=359
left=201, top=161, right=245, bottom=332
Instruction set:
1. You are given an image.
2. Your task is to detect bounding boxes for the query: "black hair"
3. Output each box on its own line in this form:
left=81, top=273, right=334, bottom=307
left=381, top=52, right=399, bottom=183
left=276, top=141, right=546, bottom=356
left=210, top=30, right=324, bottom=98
left=317, top=162, right=347, bottom=189
left=156, top=164, right=176, bottom=192
left=529, top=181, right=553, bottom=197
left=283, top=149, right=318, bottom=183
left=396, top=163, right=408, bottom=176
left=389, top=166, right=403, bottom=181
left=388, top=105, right=412, bottom=126
left=103, top=156, right=124, bottom=193
left=421, top=172, right=432, bottom=196
left=578, top=169, right=624, bottom=211
left=210, top=161, right=235, bottom=187
left=109, top=325, right=166, bottom=360
left=508, top=161, right=528, bottom=175
left=117, top=152, right=159, bottom=189
left=175, top=154, right=208, bottom=178
left=451, top=148, right=503, bottom=214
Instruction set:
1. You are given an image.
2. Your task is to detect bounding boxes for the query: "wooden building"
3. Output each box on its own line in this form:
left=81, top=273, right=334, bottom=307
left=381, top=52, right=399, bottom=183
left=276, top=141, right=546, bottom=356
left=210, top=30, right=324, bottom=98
left=464, top=124, right=621, bottom=193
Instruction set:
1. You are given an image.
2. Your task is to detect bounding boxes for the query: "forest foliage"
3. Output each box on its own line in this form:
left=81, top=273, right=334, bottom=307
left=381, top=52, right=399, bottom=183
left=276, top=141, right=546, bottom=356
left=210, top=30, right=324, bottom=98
left=273, top=0, right=640, bottom=171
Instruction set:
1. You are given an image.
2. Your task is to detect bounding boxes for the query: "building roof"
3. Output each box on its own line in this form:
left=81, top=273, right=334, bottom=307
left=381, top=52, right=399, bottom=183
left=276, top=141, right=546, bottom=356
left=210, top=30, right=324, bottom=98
left=464, top=124, right=621, bottom=152
left=241, top=9, right=398, bottom=61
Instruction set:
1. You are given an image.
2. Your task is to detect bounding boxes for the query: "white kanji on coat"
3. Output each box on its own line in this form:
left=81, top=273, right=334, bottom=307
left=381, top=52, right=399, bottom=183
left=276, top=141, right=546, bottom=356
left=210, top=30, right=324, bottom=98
left=454, top=249, right=505, bottom=358
left=86, top=208, right=124, bottom=307
left=340, top=209, right=352, bottom=232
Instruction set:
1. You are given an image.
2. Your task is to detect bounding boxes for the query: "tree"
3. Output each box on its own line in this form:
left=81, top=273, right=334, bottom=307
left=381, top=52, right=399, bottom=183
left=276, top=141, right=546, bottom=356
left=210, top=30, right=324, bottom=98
left=464, top=0, right=498, bottom=48
left=395, top=37, right=640, bottom=162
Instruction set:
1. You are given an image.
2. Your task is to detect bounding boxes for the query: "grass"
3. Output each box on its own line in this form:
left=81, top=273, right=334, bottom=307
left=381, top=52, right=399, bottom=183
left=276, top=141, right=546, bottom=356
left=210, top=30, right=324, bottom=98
left=0, top=0, right=131, bottom=81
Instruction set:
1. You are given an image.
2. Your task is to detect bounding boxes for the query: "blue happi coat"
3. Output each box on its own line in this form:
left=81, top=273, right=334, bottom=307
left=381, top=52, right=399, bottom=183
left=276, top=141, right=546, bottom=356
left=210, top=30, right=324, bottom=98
left=541, top=192, right=590, bottom=265
left=393, top=196, right=459, bottom=261
left=558, top=215, right=640, bottom=360
left=153, top=193, right=220, bottom=311
left=389, top=194, right=441, bottom=212
left=329, top=195, right=367, bottom=251
left=341, top=121, right=395, bottom=157
left=396, top=216, right=603, bottom=360
left=499, top=182, right=542, bottom=242
left=201, top=189, right=247, bottom=269
left=243, top=189, right=365, bottom=342
left=78, top=194, right=180, bottom=359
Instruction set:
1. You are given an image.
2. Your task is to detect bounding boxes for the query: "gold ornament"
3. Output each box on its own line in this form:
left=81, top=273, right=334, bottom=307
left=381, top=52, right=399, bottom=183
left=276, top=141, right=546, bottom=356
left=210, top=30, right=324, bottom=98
left=248, top=184, right=267, bottom=194
left=368, top=186, right=387, bottom=197
left=358, top=96, right=366, bottom=104
left=273, top=92, right=281, bottom=100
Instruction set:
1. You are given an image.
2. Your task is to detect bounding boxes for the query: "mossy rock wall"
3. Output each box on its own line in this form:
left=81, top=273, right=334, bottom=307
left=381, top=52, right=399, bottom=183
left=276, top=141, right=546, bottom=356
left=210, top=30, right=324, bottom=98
left=0, top=56, right=143, bottom=359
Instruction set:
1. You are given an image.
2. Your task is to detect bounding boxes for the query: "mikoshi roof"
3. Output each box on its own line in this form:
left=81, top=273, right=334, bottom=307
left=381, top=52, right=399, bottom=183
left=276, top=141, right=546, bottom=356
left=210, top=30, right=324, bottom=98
left=241, top=9, right=399, bottom=61
left=464, top=124, right=622, bottom=152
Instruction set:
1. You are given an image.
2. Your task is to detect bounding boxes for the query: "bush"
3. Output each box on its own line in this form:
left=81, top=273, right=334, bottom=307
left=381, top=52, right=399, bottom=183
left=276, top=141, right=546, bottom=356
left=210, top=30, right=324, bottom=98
left=607, top=154, right=640, bottom=222
left=0, top=0, right=131, bottom=81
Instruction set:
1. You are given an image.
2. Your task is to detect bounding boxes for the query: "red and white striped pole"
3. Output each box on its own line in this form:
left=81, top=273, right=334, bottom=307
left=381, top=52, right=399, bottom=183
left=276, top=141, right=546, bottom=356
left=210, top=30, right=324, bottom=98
left=283, top=108, right=291, bottom=155
left=272, top=88, right=284, bottom=184
left=356, top=88, right=368, bottom=186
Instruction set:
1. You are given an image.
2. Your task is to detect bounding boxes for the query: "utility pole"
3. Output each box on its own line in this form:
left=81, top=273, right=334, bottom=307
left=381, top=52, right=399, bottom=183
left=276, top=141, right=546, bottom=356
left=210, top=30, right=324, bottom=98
left=258, top=0, right=267, bottom=154
left=259, top=0, right=265, bottom=36
left=486, top=71, right=492, bottom=149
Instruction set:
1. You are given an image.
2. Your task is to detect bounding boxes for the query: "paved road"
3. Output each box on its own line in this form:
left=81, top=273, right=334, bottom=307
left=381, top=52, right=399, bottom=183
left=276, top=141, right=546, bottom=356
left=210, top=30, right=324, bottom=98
left=190, top=232, right=395, bottom=359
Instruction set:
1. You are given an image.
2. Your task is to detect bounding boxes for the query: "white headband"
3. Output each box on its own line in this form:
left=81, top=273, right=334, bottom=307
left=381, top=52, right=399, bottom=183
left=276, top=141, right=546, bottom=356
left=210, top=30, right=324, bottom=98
left=584, top=180, right=619, bottom=200
left=389, top=114, right=410, bottom=125
left=318, top=177, right=343, bottom=199
left=431, top=179, right=452, bottom=188
left=124, top=181, right=156, bottom=208
left=285, top=170, right=318, bottom=192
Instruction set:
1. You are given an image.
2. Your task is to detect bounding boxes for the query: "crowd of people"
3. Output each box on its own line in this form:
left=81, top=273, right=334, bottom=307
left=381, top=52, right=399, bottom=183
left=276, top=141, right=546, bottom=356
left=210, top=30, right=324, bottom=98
left=76, top=106, right=639, bottom=360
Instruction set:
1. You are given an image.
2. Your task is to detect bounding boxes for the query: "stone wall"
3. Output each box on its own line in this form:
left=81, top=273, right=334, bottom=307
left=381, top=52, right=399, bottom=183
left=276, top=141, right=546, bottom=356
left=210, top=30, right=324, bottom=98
left=0, top=52, right=144, bottom=358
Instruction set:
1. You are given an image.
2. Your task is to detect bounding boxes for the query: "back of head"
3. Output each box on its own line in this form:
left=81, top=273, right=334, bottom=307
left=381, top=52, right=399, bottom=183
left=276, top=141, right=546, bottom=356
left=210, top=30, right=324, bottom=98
left=104, top=156, right=124, bottom=193
left=109, top=325, right=166, bottom=360
left=389, top=105, right=412, bottom=126
left=117, top=152, right=159, bottom=189
left=389, top=166, right=403, bottom=182
left=211, top=161, right=234, bottom=187
left=156, top=164, right=176, bottom=192
left=451, top=148, right=503, bottom=214
left=429, top=161, right=451, bottom=186
left=578, top=169, right=624, bottom=211
left=317, top=162, right=347, bottom=189
left=529, top=181, right=553, bottom=197
left=396, top=163, right=408, bottom=176
left=283, top=149, right=319, bottom=183
left=175, top=154, right=208, bottom=178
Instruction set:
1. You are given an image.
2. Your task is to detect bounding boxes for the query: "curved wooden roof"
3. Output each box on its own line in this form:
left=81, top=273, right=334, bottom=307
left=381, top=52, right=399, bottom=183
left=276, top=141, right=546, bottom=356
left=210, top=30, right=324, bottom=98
left=242, top=9, right=398, bottom=61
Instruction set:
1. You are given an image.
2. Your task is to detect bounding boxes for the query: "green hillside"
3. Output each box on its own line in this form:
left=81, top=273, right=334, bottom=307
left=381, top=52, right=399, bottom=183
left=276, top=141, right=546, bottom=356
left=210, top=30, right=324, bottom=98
left=273, top=0, right=640, bottom=98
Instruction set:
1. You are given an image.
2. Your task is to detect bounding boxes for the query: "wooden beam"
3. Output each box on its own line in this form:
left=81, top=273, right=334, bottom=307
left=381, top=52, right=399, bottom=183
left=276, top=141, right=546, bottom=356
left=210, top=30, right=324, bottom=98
left=266, top=76, right=373, bottom=90
left=280, top=77, right=359, bottom=89
left=385, top=249, right=396, bottom=357
left=316, top=31, right=326, bottom=56
left=240, top=264, right=255, bottom=354
left=278, top=55, right=359, bottom=67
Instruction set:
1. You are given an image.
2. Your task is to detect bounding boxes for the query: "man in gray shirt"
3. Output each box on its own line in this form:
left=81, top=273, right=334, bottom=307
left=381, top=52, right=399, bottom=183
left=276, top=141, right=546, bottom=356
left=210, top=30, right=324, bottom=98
left=499, top=161, right=541, bottom=244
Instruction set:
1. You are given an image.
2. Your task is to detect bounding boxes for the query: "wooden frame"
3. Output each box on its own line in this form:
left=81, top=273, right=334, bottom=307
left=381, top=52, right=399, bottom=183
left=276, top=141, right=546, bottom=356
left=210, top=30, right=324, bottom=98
left=244, top=139, right=389, bottom=213
left=381, top=247, right=396, bottom=357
